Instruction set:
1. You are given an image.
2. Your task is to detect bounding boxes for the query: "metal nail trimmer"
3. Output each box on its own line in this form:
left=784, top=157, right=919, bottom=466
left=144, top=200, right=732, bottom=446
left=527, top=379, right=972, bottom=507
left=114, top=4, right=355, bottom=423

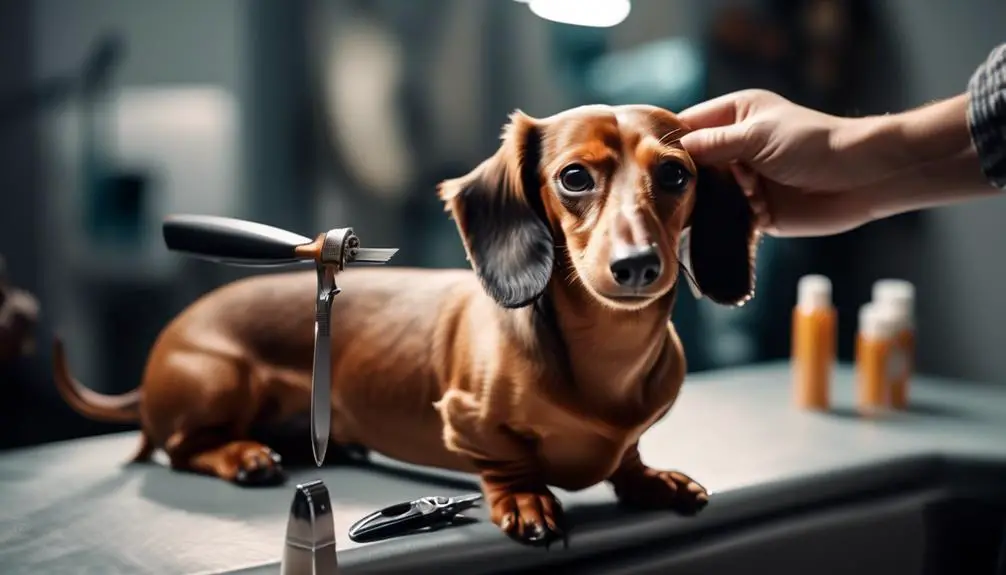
left=162, top=214, right=398, bottom=573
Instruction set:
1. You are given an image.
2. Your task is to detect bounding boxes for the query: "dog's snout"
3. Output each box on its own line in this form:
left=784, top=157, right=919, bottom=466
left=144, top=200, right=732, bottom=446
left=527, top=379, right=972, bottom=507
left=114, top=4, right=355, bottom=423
left=609, top=245, right=662, bottom=288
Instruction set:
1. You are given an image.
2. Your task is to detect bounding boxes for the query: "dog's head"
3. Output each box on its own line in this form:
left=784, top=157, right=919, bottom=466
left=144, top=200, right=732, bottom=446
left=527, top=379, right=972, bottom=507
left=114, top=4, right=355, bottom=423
left=438, top=104, right=758, bottom=310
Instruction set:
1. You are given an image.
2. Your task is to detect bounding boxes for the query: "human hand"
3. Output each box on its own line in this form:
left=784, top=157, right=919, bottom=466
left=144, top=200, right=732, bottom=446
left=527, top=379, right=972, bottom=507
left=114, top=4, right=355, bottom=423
left=679, top=89, right=893, bottom=237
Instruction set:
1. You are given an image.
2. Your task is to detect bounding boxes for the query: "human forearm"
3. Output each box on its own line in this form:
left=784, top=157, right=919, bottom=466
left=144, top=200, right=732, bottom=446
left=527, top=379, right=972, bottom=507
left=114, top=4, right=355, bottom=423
left=841, top=44, right=1006, bottom=220
left=842, top=94, right=997, bottom=220
left=858, top=146, right=997, bottom=221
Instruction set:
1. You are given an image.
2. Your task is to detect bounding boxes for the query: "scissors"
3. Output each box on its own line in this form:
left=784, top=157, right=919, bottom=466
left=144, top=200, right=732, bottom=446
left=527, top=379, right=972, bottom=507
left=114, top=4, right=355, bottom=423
left=348, top=493, right=484, bottom=543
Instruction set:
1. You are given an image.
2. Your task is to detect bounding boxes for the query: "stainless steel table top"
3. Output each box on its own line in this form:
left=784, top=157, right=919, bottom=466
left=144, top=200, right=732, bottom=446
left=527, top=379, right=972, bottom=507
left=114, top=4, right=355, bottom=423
left=2, top=362, right=1004, bottom=574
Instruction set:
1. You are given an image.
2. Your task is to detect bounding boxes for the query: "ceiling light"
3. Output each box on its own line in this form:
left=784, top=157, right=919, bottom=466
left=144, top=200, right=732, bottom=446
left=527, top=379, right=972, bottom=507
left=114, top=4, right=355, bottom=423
left=515, top=0, right=631, bottom=28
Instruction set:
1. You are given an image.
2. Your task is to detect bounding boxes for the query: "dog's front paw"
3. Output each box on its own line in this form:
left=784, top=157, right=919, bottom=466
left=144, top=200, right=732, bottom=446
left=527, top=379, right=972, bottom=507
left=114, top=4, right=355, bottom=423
left=613, top=468, right=709, bottom=515
left=234, top=444, right=286, bottom=487
left=490, top=489, right=567, bottom=547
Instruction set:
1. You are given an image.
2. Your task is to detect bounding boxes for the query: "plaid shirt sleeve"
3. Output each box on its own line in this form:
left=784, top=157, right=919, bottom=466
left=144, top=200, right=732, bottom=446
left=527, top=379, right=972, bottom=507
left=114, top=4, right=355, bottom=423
left=968, top=43, right=1006, bottom=190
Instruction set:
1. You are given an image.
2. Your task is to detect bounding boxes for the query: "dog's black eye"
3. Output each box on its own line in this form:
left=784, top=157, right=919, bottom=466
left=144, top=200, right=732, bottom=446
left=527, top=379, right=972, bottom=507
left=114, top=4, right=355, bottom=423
left=655, top=160, right=691, bottom=192
left=559, top=164, right=594, bottom=193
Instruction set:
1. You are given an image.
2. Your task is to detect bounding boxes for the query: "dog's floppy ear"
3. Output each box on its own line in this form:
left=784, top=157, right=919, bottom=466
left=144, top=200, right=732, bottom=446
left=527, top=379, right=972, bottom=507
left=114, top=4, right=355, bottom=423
left=687, top=166, right=759, bottom=306
left=438, top=111, right=553, bottom=308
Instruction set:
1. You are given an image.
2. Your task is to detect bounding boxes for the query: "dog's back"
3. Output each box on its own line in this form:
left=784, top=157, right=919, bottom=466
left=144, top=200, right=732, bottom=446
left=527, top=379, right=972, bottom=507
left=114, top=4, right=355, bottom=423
left=165, top=267, right=483, bottom=368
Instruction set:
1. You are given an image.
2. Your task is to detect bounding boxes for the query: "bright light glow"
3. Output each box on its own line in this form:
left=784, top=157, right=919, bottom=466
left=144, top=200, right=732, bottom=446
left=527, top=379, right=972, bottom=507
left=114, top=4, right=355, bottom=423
left=521, top=0, right=631, bottom=28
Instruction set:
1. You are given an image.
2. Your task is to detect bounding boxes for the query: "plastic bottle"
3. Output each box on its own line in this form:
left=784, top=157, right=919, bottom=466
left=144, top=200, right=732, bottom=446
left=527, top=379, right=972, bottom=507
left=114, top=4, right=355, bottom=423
left=855, top=303, right=901, bottom=416
left=792, top=275, right=837, bottom=410
left=872, top=279, right=915, bottom=409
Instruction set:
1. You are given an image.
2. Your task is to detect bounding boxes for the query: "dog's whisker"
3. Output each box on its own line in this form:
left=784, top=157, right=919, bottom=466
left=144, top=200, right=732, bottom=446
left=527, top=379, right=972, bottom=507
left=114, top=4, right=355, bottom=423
left=554, top=244, right=585, bottom=289
left=658, top=127, right=684, bottom=147
left=670, top=251, right=699, bottom=291
left=564, top=268, right=578, bottom=286
left=643, top=203, right=662, bottom=224
left=662, top=134, right=685, bottom=147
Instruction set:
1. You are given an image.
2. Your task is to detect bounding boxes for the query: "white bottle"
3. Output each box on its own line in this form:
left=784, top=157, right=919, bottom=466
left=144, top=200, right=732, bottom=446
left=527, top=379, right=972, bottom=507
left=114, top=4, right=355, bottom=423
left=856, top=303, right=901, bottom=415
left=871, top=279, right=915, bottom=409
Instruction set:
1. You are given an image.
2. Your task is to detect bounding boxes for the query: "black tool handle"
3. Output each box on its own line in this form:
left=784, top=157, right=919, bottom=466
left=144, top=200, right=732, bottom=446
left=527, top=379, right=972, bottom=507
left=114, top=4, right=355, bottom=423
left=162, top=214, right=314, bottom=266
left=347, top=503, right=442, bottom=543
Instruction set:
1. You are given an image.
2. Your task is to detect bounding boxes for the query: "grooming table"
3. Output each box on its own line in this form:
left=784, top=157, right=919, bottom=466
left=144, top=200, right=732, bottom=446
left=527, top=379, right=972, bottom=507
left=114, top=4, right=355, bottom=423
left=3, top=362, right=1006, bottom=575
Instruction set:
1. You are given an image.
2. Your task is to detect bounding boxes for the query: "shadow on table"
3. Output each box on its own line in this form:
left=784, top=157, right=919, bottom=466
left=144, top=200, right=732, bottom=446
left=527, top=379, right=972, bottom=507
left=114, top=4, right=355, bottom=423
left=0, top=465, right=34, bottom=483
left=133, top=456, right=480, bottom=520
left=349, top=457, right=480, bottom=492
left=823, top=400, right=971, bottom=421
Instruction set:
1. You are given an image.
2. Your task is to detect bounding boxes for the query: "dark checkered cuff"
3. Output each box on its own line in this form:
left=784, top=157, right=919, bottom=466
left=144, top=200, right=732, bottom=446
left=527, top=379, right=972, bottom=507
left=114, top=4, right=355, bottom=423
left=968, top=43, right=1006, bottom=190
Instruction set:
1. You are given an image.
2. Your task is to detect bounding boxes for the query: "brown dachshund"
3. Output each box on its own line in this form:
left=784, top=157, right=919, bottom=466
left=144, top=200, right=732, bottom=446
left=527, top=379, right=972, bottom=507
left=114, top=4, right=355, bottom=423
left=53, top=104, right=757, bottom=545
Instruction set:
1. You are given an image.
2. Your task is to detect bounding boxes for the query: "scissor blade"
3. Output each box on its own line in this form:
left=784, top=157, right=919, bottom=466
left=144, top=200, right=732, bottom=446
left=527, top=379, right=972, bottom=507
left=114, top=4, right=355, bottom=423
left=351, top=247, right=398, bottom=264
left=310, top=324, right=331, bottom=467
left=451, top=492, right=484, bottom=512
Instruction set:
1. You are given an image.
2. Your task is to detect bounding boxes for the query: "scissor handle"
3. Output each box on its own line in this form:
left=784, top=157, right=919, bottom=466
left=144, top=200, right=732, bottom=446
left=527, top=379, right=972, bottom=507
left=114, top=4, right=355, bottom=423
left=162, top=214, right=315, bottom=266
left=347, top=501, right=447, bottom=543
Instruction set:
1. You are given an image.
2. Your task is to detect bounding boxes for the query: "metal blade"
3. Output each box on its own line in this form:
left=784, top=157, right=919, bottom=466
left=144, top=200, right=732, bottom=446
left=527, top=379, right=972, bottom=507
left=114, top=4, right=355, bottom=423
left=311, top=319, right=332, bottom=467
left=350, top=247, right=399, bottom=264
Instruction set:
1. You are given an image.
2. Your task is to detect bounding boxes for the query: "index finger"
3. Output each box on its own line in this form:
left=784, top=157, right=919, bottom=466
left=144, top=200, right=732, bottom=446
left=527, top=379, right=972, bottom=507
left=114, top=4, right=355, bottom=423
left=677, top=92, right=747, bottom=130
left=677, top=94, right=740, bottom=130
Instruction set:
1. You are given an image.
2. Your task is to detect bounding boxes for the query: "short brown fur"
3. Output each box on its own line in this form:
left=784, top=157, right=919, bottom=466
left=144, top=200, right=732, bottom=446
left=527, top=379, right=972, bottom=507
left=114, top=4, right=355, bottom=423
left=53, top=105, right=758, bottom=544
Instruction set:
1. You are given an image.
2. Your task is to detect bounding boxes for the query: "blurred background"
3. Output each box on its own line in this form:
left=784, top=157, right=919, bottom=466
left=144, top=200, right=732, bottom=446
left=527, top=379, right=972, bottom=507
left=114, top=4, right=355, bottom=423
left=0, top=0, right=1004, bottom=450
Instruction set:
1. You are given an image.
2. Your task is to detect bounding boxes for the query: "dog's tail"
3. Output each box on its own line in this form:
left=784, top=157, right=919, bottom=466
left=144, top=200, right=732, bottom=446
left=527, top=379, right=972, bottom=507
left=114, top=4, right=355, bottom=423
left=52, top=336, right=141, bottom=424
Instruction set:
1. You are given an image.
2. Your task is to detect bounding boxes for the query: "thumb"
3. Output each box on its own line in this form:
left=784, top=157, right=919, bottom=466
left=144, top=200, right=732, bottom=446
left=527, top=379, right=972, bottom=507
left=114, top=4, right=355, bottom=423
left=680, top=122, right=753, bottom=165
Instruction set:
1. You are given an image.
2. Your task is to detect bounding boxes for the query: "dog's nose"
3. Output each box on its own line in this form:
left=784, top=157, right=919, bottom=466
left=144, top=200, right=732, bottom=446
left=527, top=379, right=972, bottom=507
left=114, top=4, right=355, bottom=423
left=609, top=245, right=662, bottom=288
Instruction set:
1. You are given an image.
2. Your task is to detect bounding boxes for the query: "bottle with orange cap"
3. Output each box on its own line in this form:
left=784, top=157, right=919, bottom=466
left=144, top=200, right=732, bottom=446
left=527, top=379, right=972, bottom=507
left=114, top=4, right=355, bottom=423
left=871, top=279, right=915, bottom=409
left=791, top=274, right=837, bottom=410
